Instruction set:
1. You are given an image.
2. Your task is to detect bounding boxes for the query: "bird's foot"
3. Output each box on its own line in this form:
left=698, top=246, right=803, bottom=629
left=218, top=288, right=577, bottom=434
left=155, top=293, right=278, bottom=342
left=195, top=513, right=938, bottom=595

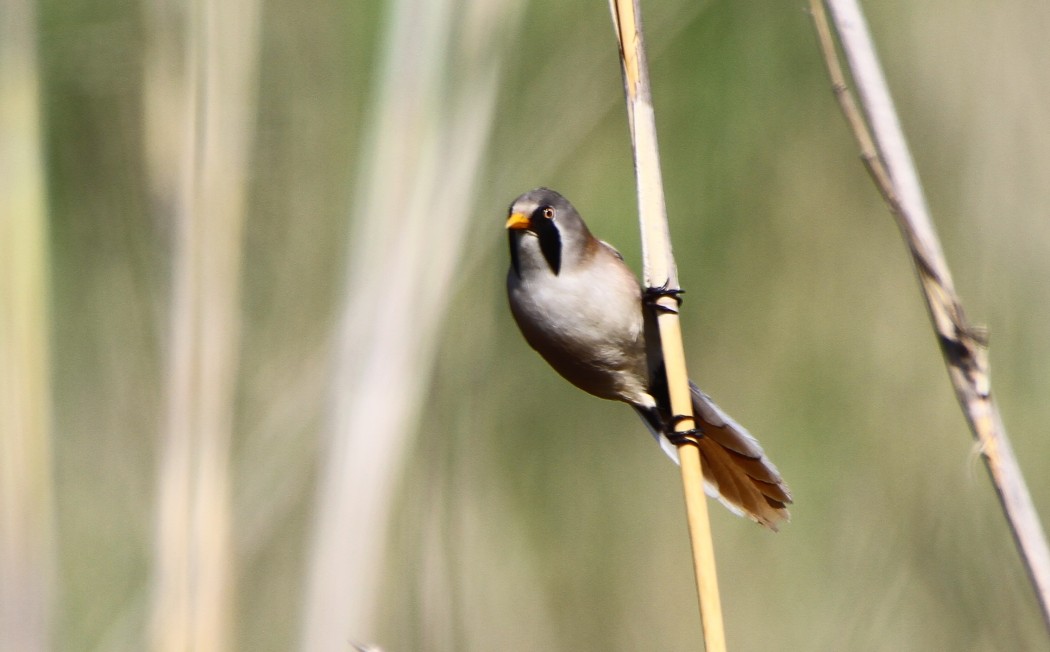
left=666, top=414, right=703, bottom=447
left=643, top=280, right=684, bottom=314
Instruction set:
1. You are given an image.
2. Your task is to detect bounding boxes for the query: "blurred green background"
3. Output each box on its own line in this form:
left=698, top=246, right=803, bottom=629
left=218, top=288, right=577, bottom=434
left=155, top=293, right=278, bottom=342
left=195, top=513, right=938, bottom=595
left=5, top=0, right=1050, bottom=649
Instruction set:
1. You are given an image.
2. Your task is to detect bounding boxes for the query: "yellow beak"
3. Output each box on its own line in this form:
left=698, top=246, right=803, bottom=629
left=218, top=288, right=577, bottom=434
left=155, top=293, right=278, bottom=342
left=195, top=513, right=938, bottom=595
left=505, top=212, right=531, bottom=230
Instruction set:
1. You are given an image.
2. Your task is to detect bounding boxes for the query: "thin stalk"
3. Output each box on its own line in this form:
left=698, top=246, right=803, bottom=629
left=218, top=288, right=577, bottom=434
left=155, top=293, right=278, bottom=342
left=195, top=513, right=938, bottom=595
left=146, top=0, right=260, bottom=649
left=608, top=1, right=726, bottom=649
left=0, top=0, right=55, bottom=649
left=298, top=1, right=521, bottom=648
left=811, top=0, right=1050, bottom=633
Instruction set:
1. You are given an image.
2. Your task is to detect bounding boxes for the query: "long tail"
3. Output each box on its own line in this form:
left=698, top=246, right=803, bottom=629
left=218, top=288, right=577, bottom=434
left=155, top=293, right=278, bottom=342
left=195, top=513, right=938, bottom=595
left=635, top=382, right=792, bottom=531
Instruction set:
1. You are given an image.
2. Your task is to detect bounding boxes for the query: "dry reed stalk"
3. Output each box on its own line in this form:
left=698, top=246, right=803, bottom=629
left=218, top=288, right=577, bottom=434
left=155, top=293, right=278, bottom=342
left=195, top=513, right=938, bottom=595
left=299, top=0, right=522, bottom=648
left=0, top=1, right=55, bottom=649
left=608, top=0, right=726, bottom=649
left=810, top=0, right=1050, bottom=633
left=145, top=0, right=260, bottom=649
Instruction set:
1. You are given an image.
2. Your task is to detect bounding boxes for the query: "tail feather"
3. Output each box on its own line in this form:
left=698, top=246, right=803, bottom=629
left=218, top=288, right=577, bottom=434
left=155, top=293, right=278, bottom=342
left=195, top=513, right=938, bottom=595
left=697, top=437, right=785, bottom=527
left=753, top=477, right=793, bottom=506
left=634, top=383, right=792, bottom=531
left=691, top=383, right=792, bottom=530
left=723, top=449, right=785, bottom=487
left=696, top=439, right=750, bottom=514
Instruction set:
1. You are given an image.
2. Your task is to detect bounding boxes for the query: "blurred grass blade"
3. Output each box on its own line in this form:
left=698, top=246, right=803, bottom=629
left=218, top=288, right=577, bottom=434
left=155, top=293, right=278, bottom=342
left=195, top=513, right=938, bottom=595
left=144, top=0, right=260, bottom=649
left=0, top=0, right=55, bottom=649
left=299, top=0, right=522, bottom=648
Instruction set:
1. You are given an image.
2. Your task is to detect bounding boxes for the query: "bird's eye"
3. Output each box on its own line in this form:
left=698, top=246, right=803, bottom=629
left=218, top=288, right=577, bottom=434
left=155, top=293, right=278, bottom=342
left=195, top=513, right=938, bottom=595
left=541, top=207, right=555, bottom=219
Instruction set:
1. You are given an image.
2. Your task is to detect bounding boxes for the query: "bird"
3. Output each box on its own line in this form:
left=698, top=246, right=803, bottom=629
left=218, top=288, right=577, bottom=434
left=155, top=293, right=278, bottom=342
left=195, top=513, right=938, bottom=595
left=505, top=187, right=792, bottom=530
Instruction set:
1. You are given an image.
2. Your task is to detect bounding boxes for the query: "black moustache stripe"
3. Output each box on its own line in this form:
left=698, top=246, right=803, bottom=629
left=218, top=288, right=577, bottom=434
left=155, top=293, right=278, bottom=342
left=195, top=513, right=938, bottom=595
left=508, top=230, right=522, bottom=278
left=535, top=217, right=562, bottom=275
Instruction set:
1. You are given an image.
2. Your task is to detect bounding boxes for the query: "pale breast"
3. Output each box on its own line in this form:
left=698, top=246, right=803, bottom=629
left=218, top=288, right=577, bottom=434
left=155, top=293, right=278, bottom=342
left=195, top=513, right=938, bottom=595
left=507, top=263, right=651, bottom=404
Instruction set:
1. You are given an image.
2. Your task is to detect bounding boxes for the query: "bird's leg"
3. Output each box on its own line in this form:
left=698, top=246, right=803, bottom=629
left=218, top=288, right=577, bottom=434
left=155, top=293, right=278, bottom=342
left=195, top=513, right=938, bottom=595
left=666, top=414, right=703, bottom=447
left=643, top=279, right=684, bottom=314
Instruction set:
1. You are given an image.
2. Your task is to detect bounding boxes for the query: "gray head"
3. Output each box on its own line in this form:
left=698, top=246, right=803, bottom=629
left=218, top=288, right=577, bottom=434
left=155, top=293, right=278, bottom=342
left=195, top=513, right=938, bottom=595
left=505, top=188, right=595, bottom=278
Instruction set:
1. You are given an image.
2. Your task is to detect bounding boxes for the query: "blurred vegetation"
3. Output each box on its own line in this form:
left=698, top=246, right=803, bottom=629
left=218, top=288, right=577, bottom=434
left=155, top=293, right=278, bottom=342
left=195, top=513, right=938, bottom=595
left=7, top=0, right=1049, bottom=649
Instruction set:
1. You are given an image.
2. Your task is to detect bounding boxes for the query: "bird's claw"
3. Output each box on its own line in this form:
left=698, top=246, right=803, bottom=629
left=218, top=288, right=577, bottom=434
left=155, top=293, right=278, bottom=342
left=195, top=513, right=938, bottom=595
left=667, top=414, right=703, bottom=447
left=643, top=280, right=685, bottom=314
